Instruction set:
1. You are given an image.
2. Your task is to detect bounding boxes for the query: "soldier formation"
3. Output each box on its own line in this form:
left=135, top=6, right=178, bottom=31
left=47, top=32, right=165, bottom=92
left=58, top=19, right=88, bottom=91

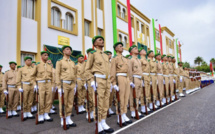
left=0, top=36, right=205, bottom=134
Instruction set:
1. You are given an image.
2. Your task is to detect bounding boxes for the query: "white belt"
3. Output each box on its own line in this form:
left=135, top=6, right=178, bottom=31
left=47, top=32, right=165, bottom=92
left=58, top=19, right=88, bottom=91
left=180, top=76, right=184, bottom=77
left=163, top=75, right=169, bottom=77
left=94, top=74, right=110, bottom=79
left=8, top=85, right=16, bottom=88
left=150, top=73, right=156, bottom=76
left=116, top=73, right=127, bottom=77
left=189, top=76, right=193, bottom=78
left=142, top=73, right=149, bottom=76
left=133, top=75, right=142, bottom=79
left=174, top=74, right=177, bottom=77
left=157, top=73, right=163, bottom=76
left=77, top=78, right=82, bottom=80
left=169, top=74, right=174, bottom=76
left=63, top=80, right=72, bottom=84
left=37, top=80, right=51, bottom=83
left=22, top=82, right=30, bottom=85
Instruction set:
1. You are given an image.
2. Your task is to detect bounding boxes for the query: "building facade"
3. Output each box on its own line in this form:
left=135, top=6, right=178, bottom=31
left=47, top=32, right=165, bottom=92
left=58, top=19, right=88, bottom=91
left=0, top=0, right=182, bottom=71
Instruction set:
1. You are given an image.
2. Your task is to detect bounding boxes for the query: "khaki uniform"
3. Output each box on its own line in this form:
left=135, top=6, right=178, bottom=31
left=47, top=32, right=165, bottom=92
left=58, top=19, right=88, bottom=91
left=168, top=62, right=174, bottom=97
left=178, top=67, right=184, bottom=93
left=173, top=63, right=179, bottom=90
left=156, top=60, right=163, bottom=100
left=110, top=54, right=130, bottom=114
left=162, top=62, right=169, bottom=97
left=109, top=60, right=116, bottom=109
left=140, top=56, right=150, bottom=105
left=51, top=68, right=56, bottom=105
left=31, top=61, right=53, bottom=115
left=128, top=55, right=142, bottom=111
left=56, top=57, right=77, bottom=118
left=149, top=59, right=157, bottom=101
left=85, top=49, right=111, bottom=122
left=76, top=62, right=85, bottom=106
left=0, top=72, right=5, bottom=108
left=3, top=69, right=19, bottom=111
left=16, top=65, right=34, bottom=112
left=183, top=70, right=190, bottom=90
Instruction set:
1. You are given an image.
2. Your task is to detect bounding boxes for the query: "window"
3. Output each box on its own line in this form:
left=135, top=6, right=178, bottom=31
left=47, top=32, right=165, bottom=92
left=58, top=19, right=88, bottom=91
left=65, top=12, right=74, bottom=31
left=136, top=21, right=139, bottom=31
left=98, top=28, right=103, bottom=36
left=131, top=17, right=134, bottom=28
left=141, top=24, right=145, bottom=34
left=169, top=39, right=172, bottom=48
left=51, top=7, right=61, bottom=27
left=22, top=0, right=35, bottom=19
left=97, top=0, right=102, bottom=9
left=155, top=29, right=160, bottom=41
left=84, top=20, right=90, bottom=36
left=117, top=5, right=121, bottom=16
left=21, top=53, right=35, bottom=66
left=122, top=8, right=126, bottom=19
left=119, top=34, right=122, bottom=42
left=124, top=36, right=127, bottom=48
left=146, top=27, right=149, bottom=36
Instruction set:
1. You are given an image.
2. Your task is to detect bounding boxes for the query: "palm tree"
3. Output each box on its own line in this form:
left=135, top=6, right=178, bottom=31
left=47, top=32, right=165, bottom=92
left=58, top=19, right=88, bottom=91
left=210, top=58, right=215, bottom=66
left=201, top=61, right=207, bottom=66
left=183, top=62, right=190, bottom=68
left=194, top=56, right=203, bottom=66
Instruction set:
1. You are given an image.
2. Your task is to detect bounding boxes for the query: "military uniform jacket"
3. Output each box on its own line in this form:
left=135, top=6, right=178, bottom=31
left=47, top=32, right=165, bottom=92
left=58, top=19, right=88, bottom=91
left=140, top=56, right=150, bottom=73
left=128, top=55, right=142, bottom=82
left=85, top=49, right=110, bottom=82
left=16, top=65, right=34, bottom=89
left=156, top=60, right=163, bottom=74
left=52, top=68, right=56, bottom=88
left=76, top=62, right=84, bottom=81
left=172, top=63, right=179, bottom=76
left=184, top=70, right=189, bottom=78
left=168, top=62, right=173, bottom=75
left=0, top=72, right=4, bottom=88
left=178, top=66, right=184, bottom=76
left=55, top=57, right=77, bottom=89
left=3, top=69, right=17, bottom=90
left=162, top=61, right=169, bottom=75
left=110, top=54, right=131, bottom=85
left=149, top=58, right=157, bottom=73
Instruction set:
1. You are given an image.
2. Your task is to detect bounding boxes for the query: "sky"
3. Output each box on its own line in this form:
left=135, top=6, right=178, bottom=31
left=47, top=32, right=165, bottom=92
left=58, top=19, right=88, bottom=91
left=131, top=0, right=215, bottom=66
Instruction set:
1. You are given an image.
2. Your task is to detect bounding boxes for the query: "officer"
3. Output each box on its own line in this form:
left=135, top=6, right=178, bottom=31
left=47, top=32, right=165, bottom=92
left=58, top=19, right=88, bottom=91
left=161, top=55, right=169, bottom=104
left=177, top=62, right=185, bottom=97
left=0, top=65, right=5, bottom=114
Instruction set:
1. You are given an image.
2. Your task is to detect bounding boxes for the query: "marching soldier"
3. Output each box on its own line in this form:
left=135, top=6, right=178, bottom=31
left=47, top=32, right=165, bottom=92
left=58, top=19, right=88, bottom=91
left=128, top=45, right=144, bottom=118
left=161, top=55, right=169, bottom=104
left=183, top=67, right=190, bottom=94
left=16, top=65, right=22, bottom=111
left=16, top=57, right=35, bottom=120
left=167, top=55, right=174, bottom=102
left=31, top=51, right=54, bottom=123
left=110, top=42, right=132, bottom=126
left=104, top=50, right=116, bottom=116
left=56, top=46, right=77, bottom=127
left=0, top=65, right=5, bottom=114
left=85, top=36, right=114, bottom=133
left=76, top=54, right=86, bottom=113
left=148, top=50, right=158, bottom=109
left=139, top=48, right=151, bottom=114
left=3, top=61, right=19, bottom=117
left=178, top=62, right=185, bottom=97
left=155, top=53, right=164, bottom=106
left=31, top=61, right=37, bottom=113
left=172, top=57, right=179, bottom=99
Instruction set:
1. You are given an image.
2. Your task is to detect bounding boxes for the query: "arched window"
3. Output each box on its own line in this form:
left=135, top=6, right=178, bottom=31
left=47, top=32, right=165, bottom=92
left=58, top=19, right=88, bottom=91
left=22, top=0, right=35, bottom=19
left=51, top=7, right=61, bottom=27
left=122, top=8, right=126, bottom=19
left=65, top=12, right=74, bottom=31
left=124, top=36, right=127, bottom=48
left=119, top=34, right=122, bottom=42
left=117, top=5, right=121, bottom=16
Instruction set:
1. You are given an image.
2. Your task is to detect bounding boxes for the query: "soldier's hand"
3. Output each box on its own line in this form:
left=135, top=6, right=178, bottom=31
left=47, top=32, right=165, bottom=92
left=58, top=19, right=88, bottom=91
left=58, top=89, right=64, bottom=97
left=142, top=81, right=145, bottom=87
left=3, top=90, right=8, bottom=95
left=110, top=84, right=113, bottom=92
left=173, top=79, right=176, bottom=83
left=163, top=80, right=165, bottom=84
left=18, top=88, right=23, bottom=93
left=130, top=82, right=135, bottom=88
left=84, top=83, right=87, bottom=90
left=74, top=84, right=77, bottom=94
left=113, top=85, right=119, bottom=91
left=91, top=81, right=97, bottom=91
left=55, top=87, right=58, bottom=92
left=34, top=85, right=38, bottom=92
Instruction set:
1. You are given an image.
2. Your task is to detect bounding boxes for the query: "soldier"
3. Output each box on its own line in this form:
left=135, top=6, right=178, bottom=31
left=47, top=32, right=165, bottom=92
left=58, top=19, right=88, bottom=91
left=56, top=46, right=77, bottom=127
left=104, top=50, right=116, bottom=116
left=16, top=57, right=35, bottom=120
left=31, top=51, right=54, bottom=123
left=0, top=65, right=5, bottom=114
left=178, top=62, right=185, bottom=97
left=128, top=45, right=144, bottom=118
left=139, top=48, right=151, bottom=114
left=16, top=65, right=22, bottom=111
left=155, top=53, right=164, bottom=106
left=3, top=61, right=19, bottom=117
left=172, top=57, right=179, bottom=100
left=110, top=42, right=132, bottom=126
left=31, top=61, right=37, bottom=113
left=47, top=58, right=57, bottom=114
left=85, top=36, right=114, bottom=133
left=148, top=50, right=158, bottom=110
left=161, top=55, right=169, bottom=104
left=167, top=55, right=174, bottom=102
left=76, top=54, right=86, bottom=114
left=184, top=67, right=190, bottom=94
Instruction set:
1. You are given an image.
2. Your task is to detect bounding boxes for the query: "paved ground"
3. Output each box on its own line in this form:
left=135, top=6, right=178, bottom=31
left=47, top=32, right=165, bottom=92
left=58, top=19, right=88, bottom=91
left=0, top=84, right=214, bottom=134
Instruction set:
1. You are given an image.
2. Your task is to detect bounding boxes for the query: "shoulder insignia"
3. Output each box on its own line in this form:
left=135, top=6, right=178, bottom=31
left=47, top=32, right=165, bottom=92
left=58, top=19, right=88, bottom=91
left=129, top=56, right=132, bottom=59
left=57, top=58, right=63, bottom=61
left=90, top=50, right=96, bottom=54
left=36, top=62, right=40, bottom=65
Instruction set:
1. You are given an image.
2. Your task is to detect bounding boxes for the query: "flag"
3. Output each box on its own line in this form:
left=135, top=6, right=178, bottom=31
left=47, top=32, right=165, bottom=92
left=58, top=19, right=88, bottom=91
left=210, top=62, right=214, bottom=76
left=84, top=55, right=87, bottom=60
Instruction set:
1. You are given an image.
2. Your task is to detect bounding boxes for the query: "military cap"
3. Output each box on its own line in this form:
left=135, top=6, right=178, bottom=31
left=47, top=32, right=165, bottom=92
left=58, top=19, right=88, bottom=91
left=113, top=42, right=123, bottom=49
left=129, top=45, right=137, bottom=52
left=86, top=48, right=94, bottom=53
left=167, top=55, right=171, bottom=58
left=48, top=57, right=52, bottom=61
left=178, top=61, right=183, bottom=64
left=147, top=50, right=153, bottom=56
left=171, top=56, right=175, bottom=59
left=9, top=61, right=17, bottom=65
left=161, top=54, right=166, bottom=59
left=154, top=53, right=161, bottom=58
left=41, top=51, right=49, bottom=55
left=17, top=65, right=22, bottom=68
left=125, top=55, right=131, bottom=58
left=0, top=65, right=2, bottom=67
left=92, top=35, right=104, bottom=44
left=76, top=54, right=84, bottom=59
left=24, top=56, right=32, bottom=61
left=62, top=45, right=72, bottom=51
left=104, top=51, right=112, bottom=55
left=138, top=47, right=145, bottom=52
left=32, top=61, right=36, bottom=64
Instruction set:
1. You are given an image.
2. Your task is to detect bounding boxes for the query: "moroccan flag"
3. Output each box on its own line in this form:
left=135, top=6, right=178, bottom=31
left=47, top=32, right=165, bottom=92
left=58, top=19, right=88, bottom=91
left=84, top=55, right=87, bottom=60
left=210, top=62, right=214, bottom=76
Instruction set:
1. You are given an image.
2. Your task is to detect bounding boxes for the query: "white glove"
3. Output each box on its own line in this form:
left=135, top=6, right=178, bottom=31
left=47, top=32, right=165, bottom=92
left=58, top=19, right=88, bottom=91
left=130, top=82, right=135, bottom=88
left=157, top=80, right=158, bottom=84
left=91, top=81, right=97, bottom=91
left=52, top=87, right=54, bottom=92
left=180, top=76, right=183, bottom=82
left=150, top=81, right=152, bottom=85
left=74, top=84, right=77, bottom=94
left=163, top=80, right=165, bottom=84
left=4, top=90, right=8, bottom=95
left=142, top=81, right=145, bottom=87
left=34, top=85, right=38, bottom=92
left=58, top=88, right=64, bottom=97
left=84, top=83, right=87, bottom=90
left=110, top=84, right=113, bottom=92
left=55, top=87, right=58, bottom=92
left=113, top=85, right=119, bottom=91
left=18, top=88, right=23, bottom=93
left=173, top=79, right=176, bottom=83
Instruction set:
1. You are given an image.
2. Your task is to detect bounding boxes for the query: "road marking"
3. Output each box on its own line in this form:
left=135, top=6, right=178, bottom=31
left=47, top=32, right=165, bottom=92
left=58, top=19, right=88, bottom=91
left=113, top=99, right=181, bottom=134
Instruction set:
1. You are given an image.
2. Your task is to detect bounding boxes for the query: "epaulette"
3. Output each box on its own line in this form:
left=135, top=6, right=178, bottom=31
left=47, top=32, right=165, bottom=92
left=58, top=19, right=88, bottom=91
left=36, top=62, right=40, bottom=65
left=90, top=50, right=96, bottom=54
left=129, top=56, right=132, bottom=59
left=57, top=58, right=63, bottom=61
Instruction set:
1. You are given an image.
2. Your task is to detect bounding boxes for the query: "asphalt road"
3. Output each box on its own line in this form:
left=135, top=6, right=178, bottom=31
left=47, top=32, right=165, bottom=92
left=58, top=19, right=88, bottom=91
left=0, top=84, right=214, bottom=134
